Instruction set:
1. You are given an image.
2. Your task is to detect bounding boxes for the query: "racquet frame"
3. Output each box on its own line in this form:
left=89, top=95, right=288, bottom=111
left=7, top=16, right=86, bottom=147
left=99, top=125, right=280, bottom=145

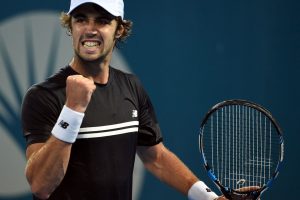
left=199, top=99, right=284, bottom=200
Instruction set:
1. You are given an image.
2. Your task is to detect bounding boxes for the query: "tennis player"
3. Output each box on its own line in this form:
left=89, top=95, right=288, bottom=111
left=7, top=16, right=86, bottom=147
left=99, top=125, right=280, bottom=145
left=21, top=0, right=225, bottom=199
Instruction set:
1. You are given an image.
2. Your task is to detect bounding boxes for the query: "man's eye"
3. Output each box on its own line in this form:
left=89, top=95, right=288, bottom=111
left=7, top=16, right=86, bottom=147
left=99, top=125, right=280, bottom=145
left=75, top=17, right=85, bottom=22
left=97, top=18, right=111, bottom=24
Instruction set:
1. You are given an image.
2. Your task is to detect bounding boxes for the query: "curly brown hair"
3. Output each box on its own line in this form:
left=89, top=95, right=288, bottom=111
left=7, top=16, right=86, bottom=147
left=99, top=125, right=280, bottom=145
left=60, top=12, right=133, bottom=48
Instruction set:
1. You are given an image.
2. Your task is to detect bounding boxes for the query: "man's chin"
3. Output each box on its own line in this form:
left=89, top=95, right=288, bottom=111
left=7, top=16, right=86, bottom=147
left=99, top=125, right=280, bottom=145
left=78, top=54, right=104, bottom=63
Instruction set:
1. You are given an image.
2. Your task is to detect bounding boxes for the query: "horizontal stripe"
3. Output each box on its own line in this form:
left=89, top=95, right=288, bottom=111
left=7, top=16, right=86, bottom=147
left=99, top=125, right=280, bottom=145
left=79, top=121, right=139, bottom=133
left=77, top=127, right=139, bottom=139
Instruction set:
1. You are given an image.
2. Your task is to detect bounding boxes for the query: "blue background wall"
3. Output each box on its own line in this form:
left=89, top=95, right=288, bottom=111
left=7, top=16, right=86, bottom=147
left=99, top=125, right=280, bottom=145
left=1, top=0, right=299, bottom=199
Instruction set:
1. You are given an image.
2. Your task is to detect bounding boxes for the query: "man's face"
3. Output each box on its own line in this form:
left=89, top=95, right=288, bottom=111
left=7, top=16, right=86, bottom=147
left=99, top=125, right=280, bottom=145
left=70, top=4, right=118, bottom=63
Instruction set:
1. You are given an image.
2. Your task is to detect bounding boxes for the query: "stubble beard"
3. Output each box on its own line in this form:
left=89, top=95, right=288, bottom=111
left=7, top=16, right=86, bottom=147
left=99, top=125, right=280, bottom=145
left=72, top=47, right=112, bottom=76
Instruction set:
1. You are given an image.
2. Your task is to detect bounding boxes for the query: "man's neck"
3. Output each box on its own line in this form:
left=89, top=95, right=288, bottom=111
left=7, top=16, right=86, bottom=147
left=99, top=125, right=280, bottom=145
left=69, top=58, right=110, bottom=84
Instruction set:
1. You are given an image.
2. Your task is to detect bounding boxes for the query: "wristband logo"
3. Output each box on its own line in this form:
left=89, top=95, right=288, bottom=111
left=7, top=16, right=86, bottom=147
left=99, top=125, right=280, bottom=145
left=59, top=120, right=70, bottom=129
left=0, top=11, right=144, bottom=200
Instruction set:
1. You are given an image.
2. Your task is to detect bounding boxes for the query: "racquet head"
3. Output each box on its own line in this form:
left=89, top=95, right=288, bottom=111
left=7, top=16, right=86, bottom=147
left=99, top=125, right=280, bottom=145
left=199, top=99, right=284, bottom=200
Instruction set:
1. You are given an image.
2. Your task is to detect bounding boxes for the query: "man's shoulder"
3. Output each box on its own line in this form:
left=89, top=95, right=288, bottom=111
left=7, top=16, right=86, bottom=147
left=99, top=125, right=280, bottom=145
left=25, top=66, right=73, bottom=98
left=111, top=66, right=141, bottom=86
left=35, top=66, right=75, bottom=90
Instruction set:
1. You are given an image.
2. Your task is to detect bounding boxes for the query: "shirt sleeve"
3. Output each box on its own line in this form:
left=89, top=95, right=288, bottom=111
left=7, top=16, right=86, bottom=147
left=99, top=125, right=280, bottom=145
left=134, top=78, right=163, bottom=146
left=21, top=85, right=61, bottom=146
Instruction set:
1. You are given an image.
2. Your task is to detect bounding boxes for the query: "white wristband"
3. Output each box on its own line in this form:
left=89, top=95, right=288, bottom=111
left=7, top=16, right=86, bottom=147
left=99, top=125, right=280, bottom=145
left=52, top=105, right=84, bottom=143
left=188, top=181, right=218, bottom=200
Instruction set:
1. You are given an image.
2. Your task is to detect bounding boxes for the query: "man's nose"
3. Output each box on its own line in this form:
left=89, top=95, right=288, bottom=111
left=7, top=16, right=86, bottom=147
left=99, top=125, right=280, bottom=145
left=85, top=20, right=98, bottom=34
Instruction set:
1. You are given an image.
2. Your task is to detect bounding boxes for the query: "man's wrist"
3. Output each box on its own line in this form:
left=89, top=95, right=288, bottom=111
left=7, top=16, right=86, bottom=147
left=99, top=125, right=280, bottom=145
left=188, top=181, right=218, bottom=200
left=51, top=105, right=84, bottom=143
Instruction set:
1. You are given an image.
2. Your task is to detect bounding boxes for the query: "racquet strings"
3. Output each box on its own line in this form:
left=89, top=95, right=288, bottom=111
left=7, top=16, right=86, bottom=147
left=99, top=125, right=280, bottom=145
left=201, top=104, right=280, bottom=191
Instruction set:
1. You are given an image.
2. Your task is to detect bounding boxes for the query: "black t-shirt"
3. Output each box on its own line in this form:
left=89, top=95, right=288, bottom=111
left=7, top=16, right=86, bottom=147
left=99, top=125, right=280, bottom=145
left=21, top=66, right=163, bottom=200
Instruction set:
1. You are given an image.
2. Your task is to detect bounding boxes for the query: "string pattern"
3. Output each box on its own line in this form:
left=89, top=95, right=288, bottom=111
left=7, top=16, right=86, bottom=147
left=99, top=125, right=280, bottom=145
left=202, top=104, right=280, bottom=190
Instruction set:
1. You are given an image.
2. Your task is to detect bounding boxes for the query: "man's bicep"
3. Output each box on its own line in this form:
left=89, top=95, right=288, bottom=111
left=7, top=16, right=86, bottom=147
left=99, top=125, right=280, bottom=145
left=137, top=142, right=165, bottom=164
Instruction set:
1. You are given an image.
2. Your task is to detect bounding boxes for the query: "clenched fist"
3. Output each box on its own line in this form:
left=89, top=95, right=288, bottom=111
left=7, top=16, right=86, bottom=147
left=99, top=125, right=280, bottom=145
left=65, top=75, right=96, bottom=113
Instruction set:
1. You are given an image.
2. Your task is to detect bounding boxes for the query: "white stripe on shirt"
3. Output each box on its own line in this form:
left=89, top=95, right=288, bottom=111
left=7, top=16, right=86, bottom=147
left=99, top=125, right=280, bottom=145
left=77, top=121, right=139, bottom=139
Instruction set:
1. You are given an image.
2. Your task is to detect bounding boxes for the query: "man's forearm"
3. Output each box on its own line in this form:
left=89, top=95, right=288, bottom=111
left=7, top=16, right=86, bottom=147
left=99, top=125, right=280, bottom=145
left=138, top=143, right=198, bottom=195
left=25, top=136, right=72, bottom=199
left=138, top=143, right=220, bottom=200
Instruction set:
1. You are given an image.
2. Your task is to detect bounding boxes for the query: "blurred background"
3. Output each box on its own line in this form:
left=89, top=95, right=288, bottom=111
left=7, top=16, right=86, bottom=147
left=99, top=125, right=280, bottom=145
left=0, top=0, right=299, bottom=199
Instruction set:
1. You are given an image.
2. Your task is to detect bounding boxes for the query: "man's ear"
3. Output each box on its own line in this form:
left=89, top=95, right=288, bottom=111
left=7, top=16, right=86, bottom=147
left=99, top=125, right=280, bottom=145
left=67, top=28, right=72, bottom=36
left=115, top=24, right=124, bottom=39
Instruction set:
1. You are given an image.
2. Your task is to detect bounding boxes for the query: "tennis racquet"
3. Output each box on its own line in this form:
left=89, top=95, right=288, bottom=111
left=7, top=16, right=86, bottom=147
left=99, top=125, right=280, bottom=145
left=199, top=99, right=284, bottom=200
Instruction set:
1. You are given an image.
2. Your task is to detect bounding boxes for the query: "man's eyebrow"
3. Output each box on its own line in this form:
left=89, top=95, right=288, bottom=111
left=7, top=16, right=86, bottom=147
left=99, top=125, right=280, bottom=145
left=72, top=13, right=86, bottom=18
